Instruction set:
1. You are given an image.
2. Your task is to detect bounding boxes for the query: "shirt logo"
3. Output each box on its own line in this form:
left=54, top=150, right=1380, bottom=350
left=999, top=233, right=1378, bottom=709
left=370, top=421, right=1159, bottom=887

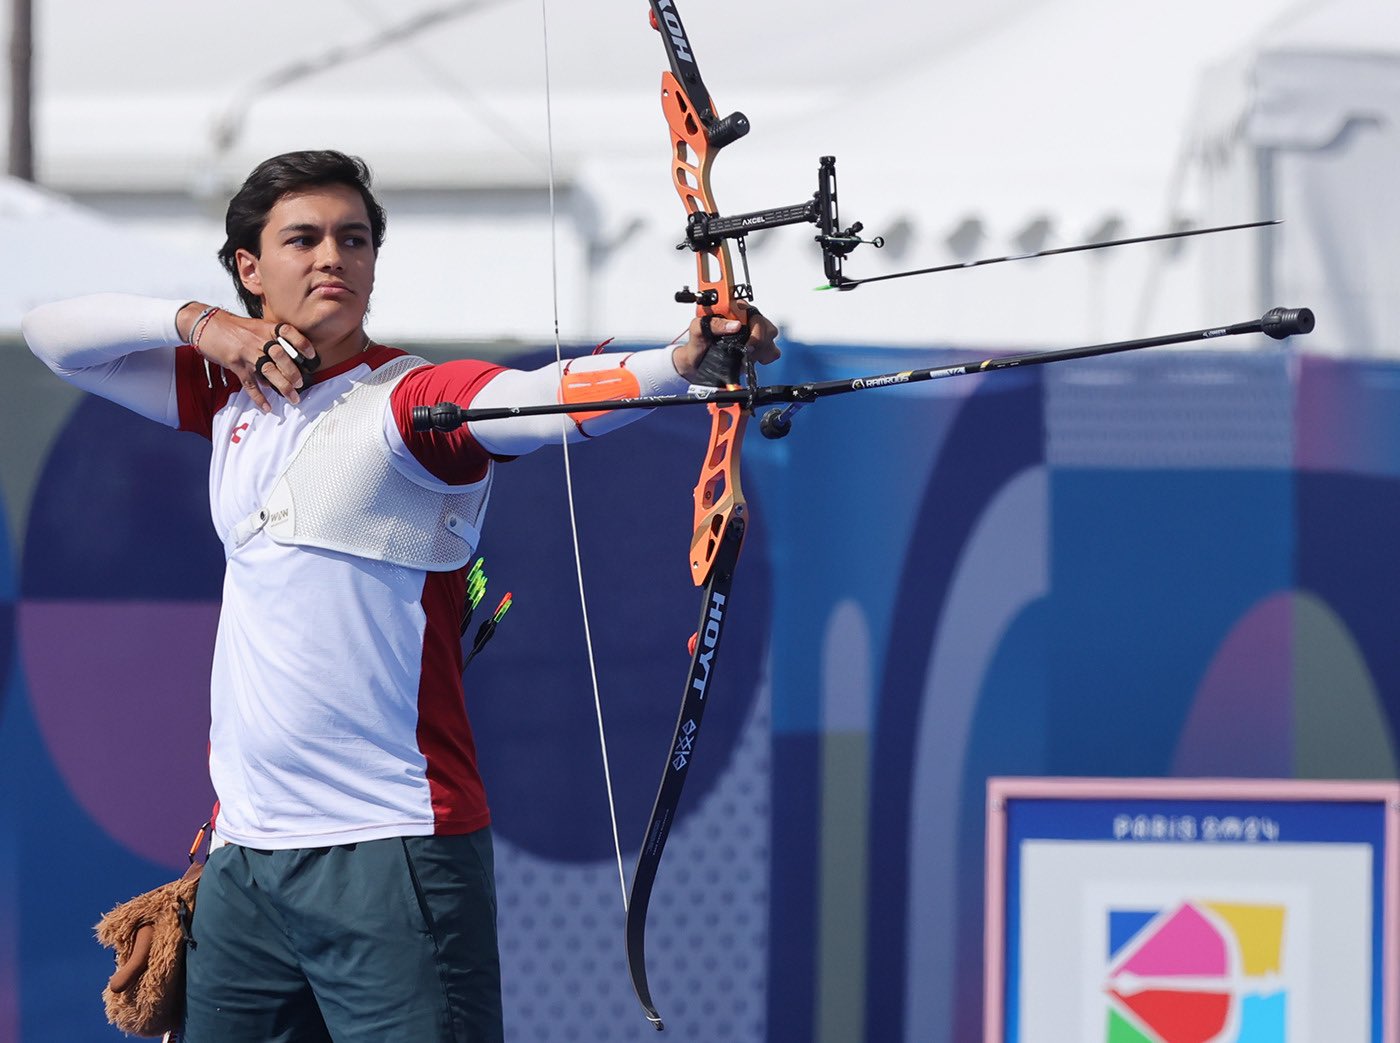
left=230, top=422, right=250, bottom=444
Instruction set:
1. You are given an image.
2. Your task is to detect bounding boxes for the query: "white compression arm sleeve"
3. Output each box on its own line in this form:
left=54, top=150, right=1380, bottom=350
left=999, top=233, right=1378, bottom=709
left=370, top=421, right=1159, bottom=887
left=467, top=347, right=691, bottom=456
left=22, top=294, right=192, bottom=426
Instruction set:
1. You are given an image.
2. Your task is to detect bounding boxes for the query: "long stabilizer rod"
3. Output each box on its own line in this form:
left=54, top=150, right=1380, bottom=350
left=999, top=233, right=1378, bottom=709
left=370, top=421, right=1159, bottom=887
left=411, top=307, right=1315, bottom=439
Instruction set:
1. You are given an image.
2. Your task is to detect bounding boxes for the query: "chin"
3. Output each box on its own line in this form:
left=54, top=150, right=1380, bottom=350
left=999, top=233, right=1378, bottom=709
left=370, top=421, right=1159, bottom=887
left=301, top=302, right=366, bottom=338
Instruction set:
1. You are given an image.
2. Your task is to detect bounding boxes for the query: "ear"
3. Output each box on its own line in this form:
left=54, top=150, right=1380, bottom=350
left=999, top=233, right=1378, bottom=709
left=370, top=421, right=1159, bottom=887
left=235, top=248, right=263, bottom=299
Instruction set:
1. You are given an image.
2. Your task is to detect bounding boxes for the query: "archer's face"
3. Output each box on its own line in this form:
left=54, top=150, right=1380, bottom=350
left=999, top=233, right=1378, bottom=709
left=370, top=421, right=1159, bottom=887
left=236, top=184, right=377, bottom=339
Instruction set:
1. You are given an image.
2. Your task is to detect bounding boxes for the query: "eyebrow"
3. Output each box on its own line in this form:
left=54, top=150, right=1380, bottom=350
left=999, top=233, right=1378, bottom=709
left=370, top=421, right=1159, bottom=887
left=276, top=221, right=373, bottom=236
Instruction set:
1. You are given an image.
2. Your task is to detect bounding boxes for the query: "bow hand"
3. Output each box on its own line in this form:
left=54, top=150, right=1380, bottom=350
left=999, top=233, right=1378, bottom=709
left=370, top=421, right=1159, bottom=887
left=674, top=301, right=781, bottom=386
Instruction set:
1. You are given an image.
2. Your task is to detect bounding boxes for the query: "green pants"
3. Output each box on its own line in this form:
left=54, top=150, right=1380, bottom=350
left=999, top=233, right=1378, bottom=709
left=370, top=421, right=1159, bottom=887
left=184, top=830, right=503, bottom=1042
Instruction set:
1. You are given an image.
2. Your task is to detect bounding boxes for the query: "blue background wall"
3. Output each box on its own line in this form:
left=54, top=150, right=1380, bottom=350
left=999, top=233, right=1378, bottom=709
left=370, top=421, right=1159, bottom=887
left=1, top=338, right=1395, bottom=1041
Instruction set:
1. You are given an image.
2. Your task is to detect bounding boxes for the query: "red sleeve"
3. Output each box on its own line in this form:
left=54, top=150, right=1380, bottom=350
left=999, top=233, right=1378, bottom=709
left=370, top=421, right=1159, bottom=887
left=174, top=345, right=239, bottom=439
left=391, top=358, right=510, bottom=486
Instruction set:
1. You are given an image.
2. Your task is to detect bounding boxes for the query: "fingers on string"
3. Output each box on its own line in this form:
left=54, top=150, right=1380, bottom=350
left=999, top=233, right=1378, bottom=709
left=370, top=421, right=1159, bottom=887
left=255, top=338, right=303, bottom=404
left=272, top=323, right=318, bottom=371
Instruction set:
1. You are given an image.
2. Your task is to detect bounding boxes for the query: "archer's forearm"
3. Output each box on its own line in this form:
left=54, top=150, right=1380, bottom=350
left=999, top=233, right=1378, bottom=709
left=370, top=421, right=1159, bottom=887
left=468, top=346, right=690, bottom=455
left=22, top=294, right=193, bottom=425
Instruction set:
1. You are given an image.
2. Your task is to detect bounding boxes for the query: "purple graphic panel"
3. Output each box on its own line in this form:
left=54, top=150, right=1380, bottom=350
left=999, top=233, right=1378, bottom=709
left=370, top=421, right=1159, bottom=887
left=1173, top=593, right=1294, bottom=777
left=1, top=488, right=14, bottom=721
left=19, top=601, right=218, bottom=869
left=1296, top=356, right=1400, bottom=477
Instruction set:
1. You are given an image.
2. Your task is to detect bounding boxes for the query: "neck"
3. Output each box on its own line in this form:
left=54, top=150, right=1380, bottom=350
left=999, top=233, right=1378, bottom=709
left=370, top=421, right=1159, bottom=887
left=303, top=325, right=370, bottom=370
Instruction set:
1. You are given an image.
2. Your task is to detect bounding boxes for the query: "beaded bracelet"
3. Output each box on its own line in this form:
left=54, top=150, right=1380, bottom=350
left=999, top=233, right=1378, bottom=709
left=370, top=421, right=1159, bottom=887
left=182, top=305, right=216, bottom=345
left=188, top=306, right=220, bottom=350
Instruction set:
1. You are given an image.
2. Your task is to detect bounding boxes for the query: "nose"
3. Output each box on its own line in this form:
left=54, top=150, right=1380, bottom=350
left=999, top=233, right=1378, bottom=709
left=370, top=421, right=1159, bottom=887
left=315, top=238, right=344, bottom=271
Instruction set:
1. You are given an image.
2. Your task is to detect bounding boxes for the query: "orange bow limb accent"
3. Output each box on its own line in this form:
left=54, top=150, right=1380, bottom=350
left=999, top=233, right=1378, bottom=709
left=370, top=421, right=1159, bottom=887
left=689, top=401, right=747, bottom=584
left=661, top=71, right=742, bottom=324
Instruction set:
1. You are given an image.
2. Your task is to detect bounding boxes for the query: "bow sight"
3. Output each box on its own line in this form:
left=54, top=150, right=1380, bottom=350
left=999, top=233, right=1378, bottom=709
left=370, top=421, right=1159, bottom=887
left=649, top=0, right=877, bottom=304
left=673, top=156, right=879, bottom=303
left=651, top=3, right=1278, bottom=300
left=672, top=145, right=1285, bottom=298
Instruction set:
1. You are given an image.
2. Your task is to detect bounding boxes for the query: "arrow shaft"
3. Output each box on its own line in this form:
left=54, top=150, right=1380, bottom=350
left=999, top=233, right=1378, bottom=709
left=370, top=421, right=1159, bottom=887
left=825, top=220, right=1280, bottom=290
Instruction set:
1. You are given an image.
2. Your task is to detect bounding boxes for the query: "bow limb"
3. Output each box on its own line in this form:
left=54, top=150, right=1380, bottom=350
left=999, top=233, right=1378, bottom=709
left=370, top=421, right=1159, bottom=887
left=625, top=2, right=755, bottom=1030
left=624, top=490, right=746, bottom=1031
left=626, top=335, right=751, bottom=1036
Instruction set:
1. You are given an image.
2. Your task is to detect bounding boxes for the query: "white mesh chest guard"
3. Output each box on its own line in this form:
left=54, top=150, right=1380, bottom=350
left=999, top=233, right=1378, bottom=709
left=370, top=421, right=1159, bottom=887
left=231, top=355, right=489, bottom=570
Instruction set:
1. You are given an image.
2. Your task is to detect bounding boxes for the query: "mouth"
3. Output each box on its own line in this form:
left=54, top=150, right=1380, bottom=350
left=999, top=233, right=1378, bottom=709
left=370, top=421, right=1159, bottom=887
left=311, top=283, right=353, bottom=299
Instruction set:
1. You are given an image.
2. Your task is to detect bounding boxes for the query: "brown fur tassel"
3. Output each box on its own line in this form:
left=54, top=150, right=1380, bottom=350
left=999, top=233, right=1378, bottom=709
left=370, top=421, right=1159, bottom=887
left=94, top=862, right=202, bottom=1037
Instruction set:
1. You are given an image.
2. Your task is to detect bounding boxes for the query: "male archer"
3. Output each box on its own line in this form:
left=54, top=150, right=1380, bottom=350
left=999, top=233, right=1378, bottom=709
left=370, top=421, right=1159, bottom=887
left=23, top=149, right=778, bottom=1043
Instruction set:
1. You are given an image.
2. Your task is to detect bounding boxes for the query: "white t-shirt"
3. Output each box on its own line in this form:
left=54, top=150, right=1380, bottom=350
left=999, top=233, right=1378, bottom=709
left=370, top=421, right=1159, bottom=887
left=23, top=294, right=689, bottom=848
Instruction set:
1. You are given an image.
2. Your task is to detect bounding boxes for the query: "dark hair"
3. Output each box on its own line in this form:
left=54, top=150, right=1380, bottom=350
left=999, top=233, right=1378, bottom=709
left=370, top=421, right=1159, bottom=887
left=217, top=150, right=388, bottom=318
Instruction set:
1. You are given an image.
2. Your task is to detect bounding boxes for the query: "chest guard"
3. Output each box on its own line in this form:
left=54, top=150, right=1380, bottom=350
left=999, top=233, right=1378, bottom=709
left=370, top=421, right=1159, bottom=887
left=230, top=355, right=489, bottom=571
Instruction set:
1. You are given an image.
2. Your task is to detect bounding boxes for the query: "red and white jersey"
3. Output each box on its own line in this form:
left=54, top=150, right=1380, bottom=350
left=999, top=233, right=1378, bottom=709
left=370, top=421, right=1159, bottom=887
left=182, top=343, right=502, bottom=847
left=23, top=294, right=691, bottom=849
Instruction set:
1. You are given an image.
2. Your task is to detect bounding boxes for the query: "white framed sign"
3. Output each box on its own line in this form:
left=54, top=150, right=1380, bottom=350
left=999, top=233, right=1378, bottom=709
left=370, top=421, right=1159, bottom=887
left=985, top=778, right=1399, bottom=1043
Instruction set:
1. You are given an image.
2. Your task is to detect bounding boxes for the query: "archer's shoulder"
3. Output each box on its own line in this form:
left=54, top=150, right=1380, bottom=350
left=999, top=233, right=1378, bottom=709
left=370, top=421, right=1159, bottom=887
left=386, top=354, right=508, bottom=409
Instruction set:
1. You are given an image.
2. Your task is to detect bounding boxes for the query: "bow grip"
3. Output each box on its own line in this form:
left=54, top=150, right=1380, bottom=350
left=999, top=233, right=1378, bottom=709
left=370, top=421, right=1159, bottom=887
left=694, top=320, right=747, bottom=388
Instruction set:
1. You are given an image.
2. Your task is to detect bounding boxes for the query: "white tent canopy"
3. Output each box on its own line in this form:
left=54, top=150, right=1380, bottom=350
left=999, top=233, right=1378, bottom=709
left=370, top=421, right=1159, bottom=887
left=575, top=0, right=1315, bottom=348
left=0, top=175, right=233, bottom=334
left=552, top=0, right=1352, bottom=349
left=1190, top=0, right=1400, bottom=357
left=2, top=0, right=1390, bottom=350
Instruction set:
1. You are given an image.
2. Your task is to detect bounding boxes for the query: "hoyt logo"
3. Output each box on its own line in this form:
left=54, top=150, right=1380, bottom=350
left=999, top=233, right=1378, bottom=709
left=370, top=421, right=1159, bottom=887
left=691, top=592, right=725, bottom=700
left=672, top=719, right=698, bottom=771
left=655, top=1, right=693, bottom=63
left=671, top=591, right=726, bottom=772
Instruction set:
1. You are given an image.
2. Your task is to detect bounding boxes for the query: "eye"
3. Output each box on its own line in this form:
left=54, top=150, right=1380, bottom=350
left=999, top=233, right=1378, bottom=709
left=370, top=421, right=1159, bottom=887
left=287, top=235, right=315, bottom=248
left=343, top=235, right=368, bottom=248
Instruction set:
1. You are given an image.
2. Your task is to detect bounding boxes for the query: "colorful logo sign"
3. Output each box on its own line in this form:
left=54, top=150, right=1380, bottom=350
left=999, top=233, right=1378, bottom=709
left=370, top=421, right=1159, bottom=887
left=1105, top=901, right=1286, bottom=1043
